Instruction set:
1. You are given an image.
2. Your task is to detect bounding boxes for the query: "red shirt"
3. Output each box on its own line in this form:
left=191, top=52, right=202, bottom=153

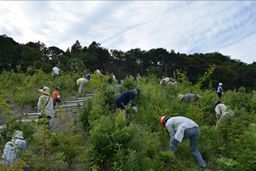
left=52, top=90, right=59, bottom=100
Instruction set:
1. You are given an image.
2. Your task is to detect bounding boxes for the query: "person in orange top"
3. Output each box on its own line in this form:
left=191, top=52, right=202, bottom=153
left=52, top=87, right=61, bottom=107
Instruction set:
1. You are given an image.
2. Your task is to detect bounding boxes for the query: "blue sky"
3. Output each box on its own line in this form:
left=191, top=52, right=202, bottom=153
left=0, top=1, right=256, bottom=64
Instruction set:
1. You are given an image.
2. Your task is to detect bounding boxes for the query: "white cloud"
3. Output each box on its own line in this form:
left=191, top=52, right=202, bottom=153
left=0, top=1, right=255, bottom=63
left=219, top=34, right=256, bottom=63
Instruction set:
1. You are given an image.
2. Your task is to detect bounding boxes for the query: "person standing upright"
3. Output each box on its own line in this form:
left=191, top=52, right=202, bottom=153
left=52, top=66, right=60, bottom=77
left=216, top=82, right=223, bottom=98
left=52, top=66, right=60, bottom=85
left=38, top=86, right=54, bottom=126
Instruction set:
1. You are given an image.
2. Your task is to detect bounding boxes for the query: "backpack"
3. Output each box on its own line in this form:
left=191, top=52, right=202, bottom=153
left=1, top=140, right=17, bottom=165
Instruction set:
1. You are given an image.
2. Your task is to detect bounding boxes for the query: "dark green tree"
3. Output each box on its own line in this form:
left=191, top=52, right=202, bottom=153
left=71, top=40, right=82, bottom=54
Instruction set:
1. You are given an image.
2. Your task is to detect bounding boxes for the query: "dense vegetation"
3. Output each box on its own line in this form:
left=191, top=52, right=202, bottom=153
left=0, top=70, right=255, bottom=170
left=1, top=34, right=256, bottom=91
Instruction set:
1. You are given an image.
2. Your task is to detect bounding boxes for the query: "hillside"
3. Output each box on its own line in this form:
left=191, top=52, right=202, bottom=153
left=0, top=70, right=256, bottom=170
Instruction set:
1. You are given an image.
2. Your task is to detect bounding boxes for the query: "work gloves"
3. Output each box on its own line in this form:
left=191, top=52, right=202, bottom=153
left=132, top=106, right=137, bottom=112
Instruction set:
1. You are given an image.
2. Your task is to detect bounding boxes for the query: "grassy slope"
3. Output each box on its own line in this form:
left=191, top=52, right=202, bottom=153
left=0, top=71, right=256, bottom=170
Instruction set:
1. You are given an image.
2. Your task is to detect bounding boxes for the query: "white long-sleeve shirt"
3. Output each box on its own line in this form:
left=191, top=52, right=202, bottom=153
left=165, top=116, right=199, bottom=142
left=52, top=66, right=60, bottom=75
left=76, top=78, right=88, bottom=85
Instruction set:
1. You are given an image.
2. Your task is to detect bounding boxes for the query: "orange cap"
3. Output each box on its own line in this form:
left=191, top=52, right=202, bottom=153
left=160, top=116, right=166, bottom=126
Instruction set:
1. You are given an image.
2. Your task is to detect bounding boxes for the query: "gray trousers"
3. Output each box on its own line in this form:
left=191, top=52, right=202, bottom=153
left=170, top=127, right=206, bottom=168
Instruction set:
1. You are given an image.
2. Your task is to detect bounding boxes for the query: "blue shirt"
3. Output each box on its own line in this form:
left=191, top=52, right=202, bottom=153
left=85, top=73, right=91, bottom=80
left=115, top=90, right=137, bottom=106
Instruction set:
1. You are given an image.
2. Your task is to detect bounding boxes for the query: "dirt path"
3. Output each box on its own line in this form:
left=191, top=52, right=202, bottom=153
left=50, top=108, right=80, bottom=132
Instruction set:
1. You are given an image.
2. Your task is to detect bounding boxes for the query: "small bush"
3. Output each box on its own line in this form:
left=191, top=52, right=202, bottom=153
left=0, top=119, right=35, bottom=145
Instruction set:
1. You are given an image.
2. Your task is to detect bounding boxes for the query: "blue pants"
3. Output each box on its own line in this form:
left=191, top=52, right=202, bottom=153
left=115, top=101, right=125, bottom=110
left=217, top=92, right=222, bottom=98
left=170, top=127, right=206, bottom=168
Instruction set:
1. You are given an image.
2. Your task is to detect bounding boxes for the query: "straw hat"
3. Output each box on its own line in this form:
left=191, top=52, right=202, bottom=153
left=39, top=86, right=50, bottom=95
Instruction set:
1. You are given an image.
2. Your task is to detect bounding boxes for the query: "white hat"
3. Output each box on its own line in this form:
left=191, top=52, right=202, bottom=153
left=39, top=86, right=50, bottom=95
left=13, top=130, right=24, bottom=139
left=219, top=82, right=223, bottom=86
left=178, top=94, right=184, bottom=100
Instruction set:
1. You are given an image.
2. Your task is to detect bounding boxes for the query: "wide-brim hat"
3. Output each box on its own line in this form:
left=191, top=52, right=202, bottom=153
left=13, top=130, right=24, bottom=139
left=39, top=86, right=50, bottom=95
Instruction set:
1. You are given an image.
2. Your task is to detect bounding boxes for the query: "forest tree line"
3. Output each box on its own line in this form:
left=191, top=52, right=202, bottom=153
left=0, top=34, right=256, bottom=90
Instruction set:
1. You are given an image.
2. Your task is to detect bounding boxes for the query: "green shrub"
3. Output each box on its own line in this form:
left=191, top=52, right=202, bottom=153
left=79, top=99, right=93, bottom=130
left=51, top=132, right=82, bottom=169
left=1, top=70, right=256, bottom=170
left=25, top=125, right=53, bottom=171
left=234, top=123, right=256, bottom=170
left=0, top=119, right=36, bottom=145
left=121, top=76, right=137, bottom=90
left=216, top=157, right=238, bottom=171
left=0, top=96, right=12, bottom=121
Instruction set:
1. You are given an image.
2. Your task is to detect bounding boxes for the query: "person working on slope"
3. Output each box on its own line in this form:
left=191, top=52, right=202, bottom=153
left=216, top=82, right=223, bottom=98
left=38, top=86, right=54, bottom=126
left=178, top=93, right=200, bottom=103
left=95, top=69, right=104, bottom=76
left=115, top=89, right=140, bottom=126
left=52, top=87, right=61, bottom=107
left=214, top=101, right=235, bottom=125
left=160, top=77, right=177, bottom=85
left=111, top=73, right=118, bottom=84
left=76, top=77, right=89, bottom=97
left=160, top=116, right=206, bottom=168
left=1, top=130, right=27, bottom=165
left=52, top=66, right=60, bottom=77
left=84, top=72, right=91, bottom=80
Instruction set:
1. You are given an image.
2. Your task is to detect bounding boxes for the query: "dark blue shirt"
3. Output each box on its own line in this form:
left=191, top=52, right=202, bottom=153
left=85, top=73, right=91, bottom=80
left=115, top=90, right=137, bottom=106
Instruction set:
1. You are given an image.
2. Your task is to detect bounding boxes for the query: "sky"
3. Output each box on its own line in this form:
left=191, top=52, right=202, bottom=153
left=0, top=1, right=256, bottom=64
